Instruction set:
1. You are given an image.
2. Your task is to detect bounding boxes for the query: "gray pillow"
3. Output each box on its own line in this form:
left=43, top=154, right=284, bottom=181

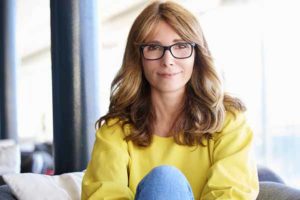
left=257, top=182, right=300, bottom=200
left=0, top=185, right=17, bottom=200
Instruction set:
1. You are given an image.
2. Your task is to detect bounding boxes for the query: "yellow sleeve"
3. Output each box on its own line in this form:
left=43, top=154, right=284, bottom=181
left=200, top=111, right=259, bottom=200
left=81, top=120, right=134, bottom=200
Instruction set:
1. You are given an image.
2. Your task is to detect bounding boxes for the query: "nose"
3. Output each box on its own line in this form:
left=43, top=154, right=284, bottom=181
left=162, top=49, right=174, bottom=67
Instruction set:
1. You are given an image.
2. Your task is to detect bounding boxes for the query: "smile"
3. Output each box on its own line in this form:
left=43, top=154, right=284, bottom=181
left=157, top=72, right=182, bottom=78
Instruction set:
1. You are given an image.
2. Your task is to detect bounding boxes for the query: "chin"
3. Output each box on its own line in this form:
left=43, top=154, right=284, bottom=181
left=157, top=85, right=186, bottom=93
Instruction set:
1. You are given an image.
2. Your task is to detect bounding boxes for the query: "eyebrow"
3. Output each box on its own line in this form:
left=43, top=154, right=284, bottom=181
left=146, top=39, right=186, bottom=44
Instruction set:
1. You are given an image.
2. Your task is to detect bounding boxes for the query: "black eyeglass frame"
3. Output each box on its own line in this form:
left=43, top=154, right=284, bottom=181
left=139, top=42, right=196, bottom=60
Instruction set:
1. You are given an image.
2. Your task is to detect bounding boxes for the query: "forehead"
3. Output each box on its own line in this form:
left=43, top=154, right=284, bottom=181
left=144, top=20, right=183, bottom=44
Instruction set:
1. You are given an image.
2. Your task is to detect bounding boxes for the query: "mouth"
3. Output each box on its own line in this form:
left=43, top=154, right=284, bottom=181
left=157, top=72, right=182, bottom=78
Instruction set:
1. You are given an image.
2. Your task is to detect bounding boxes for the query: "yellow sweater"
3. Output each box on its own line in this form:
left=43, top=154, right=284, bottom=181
left=82, top=111, right=259, bottom=200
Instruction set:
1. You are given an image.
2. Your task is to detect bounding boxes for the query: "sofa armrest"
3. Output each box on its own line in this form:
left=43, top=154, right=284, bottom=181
left=258, top=166, right=285, bottom=184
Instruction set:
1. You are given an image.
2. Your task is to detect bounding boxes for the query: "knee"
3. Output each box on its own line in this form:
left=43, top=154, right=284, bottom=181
left=136, top=165, right=194, bottom=199
left=146, top=165, right=187, bottom=183
left=150, top=165, right=182, bottom=175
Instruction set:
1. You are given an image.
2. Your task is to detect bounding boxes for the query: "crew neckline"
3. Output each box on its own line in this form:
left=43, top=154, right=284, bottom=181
left=153, top=134, right=174, bottom=139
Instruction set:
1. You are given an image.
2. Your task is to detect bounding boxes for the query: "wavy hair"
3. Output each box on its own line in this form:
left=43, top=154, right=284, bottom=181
left=96, top=0, right=246, bottom=147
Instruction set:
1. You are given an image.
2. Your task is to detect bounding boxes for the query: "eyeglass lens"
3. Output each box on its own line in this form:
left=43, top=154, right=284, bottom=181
left=142, top=43, right=193, bottom=60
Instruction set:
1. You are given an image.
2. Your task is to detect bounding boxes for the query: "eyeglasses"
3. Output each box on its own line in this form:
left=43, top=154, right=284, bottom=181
left=140, top=42, right=196, bottom=60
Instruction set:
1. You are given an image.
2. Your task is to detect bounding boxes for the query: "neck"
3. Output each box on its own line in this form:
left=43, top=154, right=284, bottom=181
left=150, top=89, right=185, bottom=136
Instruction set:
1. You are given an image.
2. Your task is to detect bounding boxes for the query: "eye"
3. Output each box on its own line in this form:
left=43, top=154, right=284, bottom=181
left=146, top=44, right=161, bottom=51
left=174, top=43, right=189, bottom=49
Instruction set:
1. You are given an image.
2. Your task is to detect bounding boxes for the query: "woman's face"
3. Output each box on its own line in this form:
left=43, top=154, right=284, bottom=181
left=141, top=20, right=195, bottom=95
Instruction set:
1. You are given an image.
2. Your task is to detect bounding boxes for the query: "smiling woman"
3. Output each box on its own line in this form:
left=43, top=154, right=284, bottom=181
left=141, top=21, right=195, bottom=97
left=81, top=1, right=259, bottom=200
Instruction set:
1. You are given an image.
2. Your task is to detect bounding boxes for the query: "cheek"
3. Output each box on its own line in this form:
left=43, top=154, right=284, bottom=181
left=142, top=60, right=155, bottom=82
left=143, top=69, right=152, bottom=83
left=184, top=59, right=195, bottom=78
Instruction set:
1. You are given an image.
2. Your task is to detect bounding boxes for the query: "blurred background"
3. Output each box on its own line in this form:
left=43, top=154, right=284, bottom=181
left=8, top=0, right=300, bottom=187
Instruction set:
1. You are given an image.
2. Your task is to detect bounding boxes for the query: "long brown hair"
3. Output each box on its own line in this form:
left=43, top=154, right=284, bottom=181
left=96, top=0, right=245, bottom=147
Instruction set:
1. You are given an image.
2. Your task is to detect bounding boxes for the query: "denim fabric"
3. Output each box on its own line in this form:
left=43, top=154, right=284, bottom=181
left=135, top=165, right=195, bottom=200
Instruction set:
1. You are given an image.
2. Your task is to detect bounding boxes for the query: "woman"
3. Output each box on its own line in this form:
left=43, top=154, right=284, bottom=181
left=82, top=1, right=259, bottom=199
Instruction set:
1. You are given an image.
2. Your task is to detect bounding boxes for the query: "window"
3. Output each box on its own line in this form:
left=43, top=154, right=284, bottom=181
left=98, top=0, right=300, bottom=187
left=17, top=0, right=52, bottom=145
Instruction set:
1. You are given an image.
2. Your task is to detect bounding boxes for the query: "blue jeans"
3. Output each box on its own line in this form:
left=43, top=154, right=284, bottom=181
left=135, top=165, right=194, bottom=200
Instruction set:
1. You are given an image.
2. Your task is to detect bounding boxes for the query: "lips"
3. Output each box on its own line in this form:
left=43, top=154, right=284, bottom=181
left=157, top=72, right=181, bottom=77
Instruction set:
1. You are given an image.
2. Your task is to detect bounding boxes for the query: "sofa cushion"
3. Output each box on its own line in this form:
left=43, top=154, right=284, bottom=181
left=2, top=172, right=83, bottom=200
